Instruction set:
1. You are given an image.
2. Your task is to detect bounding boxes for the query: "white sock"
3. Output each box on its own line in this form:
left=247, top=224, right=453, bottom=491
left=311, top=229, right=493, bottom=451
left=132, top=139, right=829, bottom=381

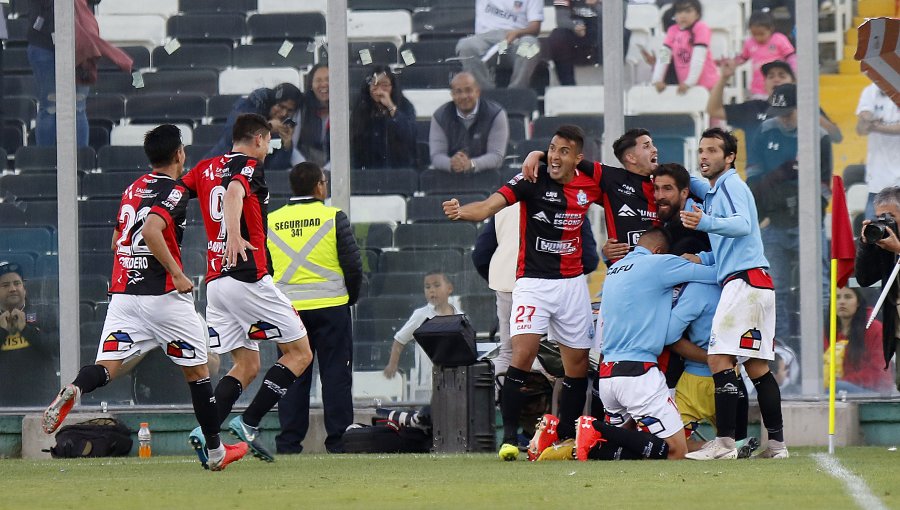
left=208, top=444, right=226, bottom=464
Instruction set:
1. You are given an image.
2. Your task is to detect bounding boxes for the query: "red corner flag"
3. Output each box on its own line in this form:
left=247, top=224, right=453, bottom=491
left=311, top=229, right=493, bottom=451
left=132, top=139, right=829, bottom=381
left=831, top=175, right=855, bottom=287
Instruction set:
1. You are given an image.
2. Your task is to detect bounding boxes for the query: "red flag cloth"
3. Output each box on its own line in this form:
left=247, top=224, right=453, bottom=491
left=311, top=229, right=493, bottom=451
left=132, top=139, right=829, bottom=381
left=831, top=175, right=855, bottom=288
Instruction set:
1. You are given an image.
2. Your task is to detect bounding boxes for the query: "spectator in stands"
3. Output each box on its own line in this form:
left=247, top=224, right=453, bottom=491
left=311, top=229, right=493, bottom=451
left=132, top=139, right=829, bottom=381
left=0, top=261, right=57, bottom=406
left=349, top=65, right=417, bottom=170
left=382, top=271, right=462, bottom=401
left=651, top=0, right=719, bottom=94
left=707, top=60, right=842, bottom=152
left=546, top=0, right=631, bottom=86
left=824, top=287, right=894, bottom=393
left=731, top=11, right=796, bottom=100
left=455, top=0, right=543, bottom=90
left=292, top=64, right=331, bottom=170
left=745, top=83, right=832, bottom=348
left=205, top=82, right=301, bottom=170
left=28, top=0, right=132, bottom=147
left=856, top=81, right=900, bottom=220
left=429, top=72, right=509, bottom=174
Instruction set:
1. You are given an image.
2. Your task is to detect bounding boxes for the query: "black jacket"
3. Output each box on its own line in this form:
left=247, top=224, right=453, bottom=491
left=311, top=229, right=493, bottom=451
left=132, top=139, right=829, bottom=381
left=855, top=239, right=899, bottom=374
left=334, top=209, right=363, bottom=306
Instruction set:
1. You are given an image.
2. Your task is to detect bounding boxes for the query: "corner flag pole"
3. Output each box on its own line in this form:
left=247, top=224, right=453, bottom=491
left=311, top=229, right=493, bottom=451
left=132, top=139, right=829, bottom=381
left=866, top=257, right=900, bottom=329
left=828, top=259, right=837, bottom=455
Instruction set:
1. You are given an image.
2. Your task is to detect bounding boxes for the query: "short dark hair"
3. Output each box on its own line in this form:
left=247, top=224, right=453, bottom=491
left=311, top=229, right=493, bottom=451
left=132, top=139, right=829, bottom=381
left=748, top=10, right=775, bottom=30
left=654, top=163, right=690, bottom=190
left=289, top=162, right=324, bottom=196
left=232, top=113, right=271, bottom=145
left=637, top=227, right=672, bottom=252
left=424, top=270, right=452, bottom=285
left=613, top=128, right=651, bottom=163
left=674, top=0, right=702, bottom=16
left=553, top=124, right=585, bottom=153
left=700, top=127, right=739, bottom=169
left=143, top=124, right=182, bottom=167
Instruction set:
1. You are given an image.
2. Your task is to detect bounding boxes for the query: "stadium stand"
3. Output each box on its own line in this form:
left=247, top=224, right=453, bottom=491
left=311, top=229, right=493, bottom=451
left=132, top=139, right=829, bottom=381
left=152, top=43, right=233, bottom=71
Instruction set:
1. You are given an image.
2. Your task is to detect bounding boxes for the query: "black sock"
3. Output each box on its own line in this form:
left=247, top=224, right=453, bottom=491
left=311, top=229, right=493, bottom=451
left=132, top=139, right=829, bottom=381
left=712, top=368, right=740, bottom=439
left=72, top=364, right=110, bottom=394
left=595, top=421, right=668, bottom=459
left=557, top=377, right=587, bottom=440
left=589, top=442, right=642, bottom=460
left=243, top=363, right=296, bottom=428
left=735, top=376, right=749, bottom=441
left=589, top=376, right=605, bottom=421
left=500, top=366, right=529, bottom=444
left=752, top=371, right=784, bottom=442
left=214, top=375, right=243, bottom=425
left=188, top=377, right=221, bottom=450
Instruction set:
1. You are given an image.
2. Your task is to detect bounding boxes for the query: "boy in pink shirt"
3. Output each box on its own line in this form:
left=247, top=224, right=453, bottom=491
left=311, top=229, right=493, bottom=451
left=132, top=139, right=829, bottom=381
left=733, top=11, right=796, bottom=99
left=652, top=0, right=719, bottom=93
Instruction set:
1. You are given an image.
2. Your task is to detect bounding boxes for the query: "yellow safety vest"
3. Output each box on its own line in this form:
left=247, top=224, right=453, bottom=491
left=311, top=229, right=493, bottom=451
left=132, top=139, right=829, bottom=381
left=267, top=200, right=348, bottom=310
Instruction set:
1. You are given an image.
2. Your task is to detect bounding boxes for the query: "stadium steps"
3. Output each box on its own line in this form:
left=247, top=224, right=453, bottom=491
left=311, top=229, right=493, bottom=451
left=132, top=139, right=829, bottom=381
left=820, top=74, right=872, bottom=171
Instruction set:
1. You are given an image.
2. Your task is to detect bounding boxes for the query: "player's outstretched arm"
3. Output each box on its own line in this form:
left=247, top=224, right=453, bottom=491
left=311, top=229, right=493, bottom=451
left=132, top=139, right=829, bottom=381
left=223, top=180, right=257, bottom=267
left=443, top=192, right=508, bottom=222
left=143, top=214, right=193, bottom=293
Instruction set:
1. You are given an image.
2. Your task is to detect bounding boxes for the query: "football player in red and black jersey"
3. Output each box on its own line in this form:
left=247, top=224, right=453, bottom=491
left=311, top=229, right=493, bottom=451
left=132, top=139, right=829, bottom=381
left=42, top=125, right=248, bottom=471
left=181, top=113, right=313, bottom=463
left=444, top=125, right=600, bottom=458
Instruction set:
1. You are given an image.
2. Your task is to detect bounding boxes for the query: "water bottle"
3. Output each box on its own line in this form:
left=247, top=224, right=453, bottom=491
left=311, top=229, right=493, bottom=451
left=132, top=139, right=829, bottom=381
left=138, top=422, right=152, bottom=458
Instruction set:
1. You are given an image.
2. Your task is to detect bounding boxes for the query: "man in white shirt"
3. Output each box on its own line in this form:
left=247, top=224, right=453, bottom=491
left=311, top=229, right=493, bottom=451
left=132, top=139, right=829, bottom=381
left=456, top=0, right=544, bottom=89
left=856, top=82, right=900, bottom=219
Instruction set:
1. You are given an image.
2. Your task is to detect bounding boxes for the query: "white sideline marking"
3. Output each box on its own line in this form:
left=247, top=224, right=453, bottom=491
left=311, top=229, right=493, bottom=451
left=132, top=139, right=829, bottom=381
left=812, top=453, right=888, bottom=510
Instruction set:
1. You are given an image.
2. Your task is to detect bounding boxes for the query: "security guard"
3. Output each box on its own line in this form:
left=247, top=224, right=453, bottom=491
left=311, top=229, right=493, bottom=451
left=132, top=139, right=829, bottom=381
left=267, top=162, right=362, bottom=454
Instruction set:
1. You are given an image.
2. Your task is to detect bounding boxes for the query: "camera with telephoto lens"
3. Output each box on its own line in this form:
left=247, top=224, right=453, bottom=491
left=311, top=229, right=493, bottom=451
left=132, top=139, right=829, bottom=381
left=862, top=213, right=898, bottom=245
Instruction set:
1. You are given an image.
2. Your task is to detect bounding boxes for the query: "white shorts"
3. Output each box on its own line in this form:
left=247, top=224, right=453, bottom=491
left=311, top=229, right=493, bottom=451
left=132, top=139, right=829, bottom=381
left=206, top=275, right=307, bottom=354
left=596, top=363, right=683, bottom=439
left=96, top=292, right=208, bottom=367
left=510, top=276, right=593, bottom=349
left=708, top=278, right=776, bottom=361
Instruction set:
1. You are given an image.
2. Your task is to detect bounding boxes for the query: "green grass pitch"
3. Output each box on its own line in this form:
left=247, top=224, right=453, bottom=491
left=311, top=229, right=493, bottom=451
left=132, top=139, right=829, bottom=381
left=1, top=447, right=897, bottom=509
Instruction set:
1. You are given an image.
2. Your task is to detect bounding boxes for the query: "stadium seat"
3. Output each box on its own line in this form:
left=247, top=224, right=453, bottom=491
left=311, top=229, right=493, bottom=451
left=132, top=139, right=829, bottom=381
left=533, top=115, right=604, bottom=139
left=79, top=199, right=123, bottom=227
left=97, top=14, right=167, bottom=48
left=193, top=124, right=225, bottom=146
left=352, top=223, right=394, bottom=250
left=349, top=0, right=419, bottom=10
left=543, top=86, right=604, bottom=116
left=13, top=146, right=97, bottom=172
left=233, top=43, right=316, bottom=69
left=0, top=174, right=61, bottom=200
left=482, top=88, right=539, bottom=119
left=368, top=272, right=430, bottom=297
left=398, top=62, right=462, bottom=89
left=0, top=203, right=28, bottom=227
left=3, top=17, right=30, bottom=46
left=3, top=96, right=37, bottom=128
left=96, top=0, right=179, bottom=16
left=361, top=249, right=380, bottom=273
left=79, top=251, right=114, bottom=279
left=257, top=0, right=327, bottom=13
left=152, top=43, right=233, bottom=71
left=406, top=193, right=487, bottom=222
left=348, top=41, right=399, bottom=66
left=1, top=124, right=25, bottom=155
left=98, top=46, right=152, bottom=72
left=23, top=201, right=58, bottom=227
left=349, top=168, right=418, bottom=196
left=35, top=254, right=59, bottom=276
left=349, top=195, right=408, bottom=224
left=625, top=85, right=709, bottom=140
left=184, top=145, right=214, bottom=168
left=181, top=249, right=207, bottom=277
left=0, top=47, right=30, bottom=74
left=411, top=7, right=475, bottom=40
left=405, top=89, right=451, bottom=120
left=398, top=40, right=459, bottom=65
left=218, top=67, right=301, bottom=96
left=2, top=251, right=37, bottom=279
left=347, top=10, right=411, bottom=46
left=394, top=222, right=478, bottom=249
left=625, top=114, right=695, bottom=139
left=88, top=94, right=126, bottom=125
left=624, top=2, right=661, bottom=35
left=166, top=13, right=248, bottom=44
left=843, top=164, right=865, bottom=188
left=351, top=370, right=405, bottom=402
left=111, top=124, right=193, bottom=146
left=206, top=94, right=245, bottom=122
left=180, top=224, right=209, bottom=253
left=355, top=295, right=423, bottom=320
left=97, top=146, right=150, bottom=172
left=91, top=71, right=138, bottom=95
left=137, top=69, right=219, bottom=96
left=248, top=13, right=326, bottom=42
left=379, top=249, right=463, bottom=273
left=178, top=0, right=258, bottom=13
left=132, top=348, right=193, bottom=404
left=460, top=293, right=497, bottom=333
left=126, top=94, right=208, bottom=125
left=418, top=168, right=501, bottom=195
left=79, top=226, right=119, bottom=252
left=846, top=183, right=868, bottom=217
left=81, top=172, right=145, bottom=200
left=0, top=227, right=55, bottom=254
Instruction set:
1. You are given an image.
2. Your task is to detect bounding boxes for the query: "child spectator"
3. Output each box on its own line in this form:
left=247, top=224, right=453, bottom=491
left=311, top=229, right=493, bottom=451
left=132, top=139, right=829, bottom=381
left=732, top=11, right=796, bottom=99
left=382, top=271, right=463, bottom=400
left=652, top=0, right=719, bottom=94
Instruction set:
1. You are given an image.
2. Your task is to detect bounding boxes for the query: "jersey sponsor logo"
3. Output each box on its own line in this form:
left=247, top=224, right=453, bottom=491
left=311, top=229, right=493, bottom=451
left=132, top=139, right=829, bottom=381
left=134, top=188, right=158, bottom=200
left=248, top=320, right=282, bottom=341
left=532, top=211, right=552, bottom=224
left=626, top=230, right=646, bottom=246
left=161, top=188, right=183, bottom=209
left=241, top=165, right=255, bottom=178
left=208, top=326, right=221, bottom=348
left=606, top=263, right=632, bottom=275
left=102, top=331, right=134, bottom=352
left=166, top=340, right=197, bottom=359
left=507, top=173, right=524, bottom=186
left=552, top=212, right=583, bottom=231
left=739, top=328, right=762, bottom=350
left=618, top=183, right=636, bottom=196
left=535, top=236, right=578, bottom=255
left=126, top=269, right=145, bottom=285
left=576, top=189, right=589, bottom=206
left=543, top=190, right=561, bottom=203
left=618, top=204, right=637, bottom=217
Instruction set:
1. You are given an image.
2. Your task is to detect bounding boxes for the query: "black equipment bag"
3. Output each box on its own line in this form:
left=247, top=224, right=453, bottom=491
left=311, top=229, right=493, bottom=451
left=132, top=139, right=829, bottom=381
left=413, top=314, right=477, bottom=367
left=49, top=418, right=133, bottom=458
left=343, top=419, right=432, bottom=454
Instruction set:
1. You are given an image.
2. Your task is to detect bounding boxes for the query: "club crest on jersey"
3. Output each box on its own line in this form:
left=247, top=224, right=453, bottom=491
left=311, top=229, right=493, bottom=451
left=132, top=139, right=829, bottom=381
left=208, top=326, right=221, bottom=348
left=102, top=331, right=134, bottom=352
left=576, top=189, right=588, bottom=206
left=241, top=165, right=255, bottom=178
left=739, top=329, right=762, bottom=350
left=248, top=321, right=282, bottom=341
left=166, top=340, right=197, bottom=359
left=162, top=188, right=183, bottom=209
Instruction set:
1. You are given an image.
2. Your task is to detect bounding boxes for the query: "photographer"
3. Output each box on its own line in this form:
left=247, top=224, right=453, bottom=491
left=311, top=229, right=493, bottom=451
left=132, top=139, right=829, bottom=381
left=855, top=186, right=900, bottom=391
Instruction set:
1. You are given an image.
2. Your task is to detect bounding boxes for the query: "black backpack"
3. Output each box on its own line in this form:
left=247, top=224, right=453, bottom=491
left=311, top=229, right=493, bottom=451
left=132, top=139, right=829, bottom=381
left=343, top=418, right=432, bottom=454
left=49, top=418, right=133, bottom=458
